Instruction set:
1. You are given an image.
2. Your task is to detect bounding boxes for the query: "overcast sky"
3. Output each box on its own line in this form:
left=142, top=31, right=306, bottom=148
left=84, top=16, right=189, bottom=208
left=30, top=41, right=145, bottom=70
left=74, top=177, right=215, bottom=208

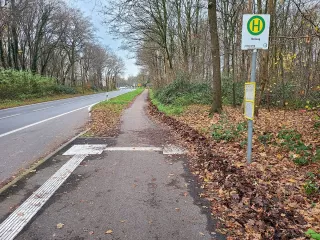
left=67, top=0, right=140, bottom=78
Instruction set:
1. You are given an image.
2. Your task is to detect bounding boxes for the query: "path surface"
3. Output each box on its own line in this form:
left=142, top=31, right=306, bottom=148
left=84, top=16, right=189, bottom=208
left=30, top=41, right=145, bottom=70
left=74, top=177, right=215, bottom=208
left=0, top=89, right=132, bottom=183
left=6, top=90, right=223, bottom=240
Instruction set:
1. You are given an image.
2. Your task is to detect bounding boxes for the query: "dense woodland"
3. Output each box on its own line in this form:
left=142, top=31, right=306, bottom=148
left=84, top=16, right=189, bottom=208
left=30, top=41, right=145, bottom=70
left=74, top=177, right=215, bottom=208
left=0, top=0, right=125, bottom=96
left=105, top=0, right=319, bottom=112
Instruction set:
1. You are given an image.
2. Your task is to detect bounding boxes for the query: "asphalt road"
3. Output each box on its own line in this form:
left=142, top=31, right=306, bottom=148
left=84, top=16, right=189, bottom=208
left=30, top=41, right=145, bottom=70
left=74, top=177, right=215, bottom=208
left=0, top=89, right=133, bottom=183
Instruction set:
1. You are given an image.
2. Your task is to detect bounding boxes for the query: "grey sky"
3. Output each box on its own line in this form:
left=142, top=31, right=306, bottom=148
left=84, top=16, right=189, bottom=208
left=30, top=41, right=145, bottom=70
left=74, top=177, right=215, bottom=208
left=67, top=0, right=140, bottom=78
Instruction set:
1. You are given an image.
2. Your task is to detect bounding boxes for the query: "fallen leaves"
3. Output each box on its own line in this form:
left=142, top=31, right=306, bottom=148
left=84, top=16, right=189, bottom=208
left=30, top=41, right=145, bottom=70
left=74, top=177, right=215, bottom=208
left=149, top=100, right=320, bottom=239
left=56, top=223, right=64, bottom=229
left=105, top=230, right=113, bottom=234
left=89, top=89, right=144, bottom=137
left=89, top=106, right=123, bottom=137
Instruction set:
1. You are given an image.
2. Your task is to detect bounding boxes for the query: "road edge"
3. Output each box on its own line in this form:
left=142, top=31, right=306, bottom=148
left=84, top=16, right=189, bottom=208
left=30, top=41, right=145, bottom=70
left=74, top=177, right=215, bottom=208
left=0, top=128, right=89, bottom=195
left=0, top=90, right=118, bottom=111
left=0, top=90, right=133, bottom=194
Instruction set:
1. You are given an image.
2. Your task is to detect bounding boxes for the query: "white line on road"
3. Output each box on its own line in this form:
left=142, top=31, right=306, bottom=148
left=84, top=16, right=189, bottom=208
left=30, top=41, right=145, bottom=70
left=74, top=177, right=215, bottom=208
left=0, top=103, right=99, bottom=139
left=105, top=147, right=163, bottom=152
left=104, top=146, right=187, bottom=154
left=0, top=114, right=21, bottom=120
left=0, top=154, right=87, bottom=240
left=32, top=106, right=54, bottom=112
left=63, top=144, right=107, bottom=155
left=0, top=92, right=109, bottom=112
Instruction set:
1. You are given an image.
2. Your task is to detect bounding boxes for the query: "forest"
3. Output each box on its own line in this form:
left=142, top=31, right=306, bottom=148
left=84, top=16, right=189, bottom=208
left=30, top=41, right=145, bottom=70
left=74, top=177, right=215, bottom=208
left=0, top=0, right=125, bottom=102
left=106, top=0, right=319, bottom=112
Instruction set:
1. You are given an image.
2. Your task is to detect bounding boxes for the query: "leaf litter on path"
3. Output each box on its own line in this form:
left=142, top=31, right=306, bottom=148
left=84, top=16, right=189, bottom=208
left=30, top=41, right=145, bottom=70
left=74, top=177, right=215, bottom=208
left=56, top=223, right=64, bottom=229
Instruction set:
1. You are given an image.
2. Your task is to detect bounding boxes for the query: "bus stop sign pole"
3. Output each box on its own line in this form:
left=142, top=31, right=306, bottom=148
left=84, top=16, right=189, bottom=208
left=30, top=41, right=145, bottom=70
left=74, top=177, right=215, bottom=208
left=241, top=14, right=270, bottom=163
left=246, top=49, right=257, bottom=163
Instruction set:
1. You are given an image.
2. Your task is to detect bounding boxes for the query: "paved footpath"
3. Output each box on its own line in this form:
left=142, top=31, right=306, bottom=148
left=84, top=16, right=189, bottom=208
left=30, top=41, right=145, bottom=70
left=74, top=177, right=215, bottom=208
left=1, top=90, right=224, bottom=240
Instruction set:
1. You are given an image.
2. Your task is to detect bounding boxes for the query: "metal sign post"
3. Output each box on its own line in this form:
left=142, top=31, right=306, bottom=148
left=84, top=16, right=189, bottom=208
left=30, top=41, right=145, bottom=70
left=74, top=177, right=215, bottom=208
left=241, top=14, right=270, bottom=163
left=246, top=50, right=257, bottom=163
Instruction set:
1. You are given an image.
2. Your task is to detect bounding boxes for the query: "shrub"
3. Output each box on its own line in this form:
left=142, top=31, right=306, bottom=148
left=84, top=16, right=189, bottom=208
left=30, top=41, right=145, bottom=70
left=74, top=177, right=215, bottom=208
left=154, top=79, right=212, bottom=106
left=211, top=117, right=247, bottom=142
left=312, top=149, right=320, bottom=163
left=293, top=157, right=309, bottom=166
left=277, top=128, right=316, bottom=166
left=278, top=129, right=302, bottom=142
left=221, top=75, right=245, bottom=105
left=305, top=229, right=320, bottom=240
left=259, top=81, right=320, bottom=109
left=0, top=69, right=78, bottom=100
left=0, top=70, right=55, bottom=99
left=155, top=75, right=247, bottom=107
left=258, top=133, right=274, bottom=145
left=48, top=85, right=77, bottom=95
left=304, top=180, right=319, bottom=196
left=150, top=89, right=184, bottom=115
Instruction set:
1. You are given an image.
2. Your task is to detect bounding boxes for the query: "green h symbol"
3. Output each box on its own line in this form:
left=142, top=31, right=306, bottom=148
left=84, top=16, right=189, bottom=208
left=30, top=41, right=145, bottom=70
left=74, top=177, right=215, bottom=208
left=253, top=19, right=261, bottom=32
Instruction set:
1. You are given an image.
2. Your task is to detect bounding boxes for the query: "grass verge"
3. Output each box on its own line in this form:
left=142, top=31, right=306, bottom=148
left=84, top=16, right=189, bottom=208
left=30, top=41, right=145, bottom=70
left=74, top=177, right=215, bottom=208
left=149, top=89, right=184, bottom=115
left=87, top=88, right=144, bottom=137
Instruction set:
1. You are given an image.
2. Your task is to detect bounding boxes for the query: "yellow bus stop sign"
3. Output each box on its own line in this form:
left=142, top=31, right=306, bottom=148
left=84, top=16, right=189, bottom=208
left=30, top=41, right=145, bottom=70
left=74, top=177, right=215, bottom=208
left=241, top=14, right=270, bottom=50
left=247, top=16, right=265, bottom=35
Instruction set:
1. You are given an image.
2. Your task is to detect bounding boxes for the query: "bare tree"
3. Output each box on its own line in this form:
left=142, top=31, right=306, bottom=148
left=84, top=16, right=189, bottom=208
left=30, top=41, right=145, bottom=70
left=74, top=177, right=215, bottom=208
left=208, top=0, right=222, bottom=113
left=0, top=0, right=125, bottom=89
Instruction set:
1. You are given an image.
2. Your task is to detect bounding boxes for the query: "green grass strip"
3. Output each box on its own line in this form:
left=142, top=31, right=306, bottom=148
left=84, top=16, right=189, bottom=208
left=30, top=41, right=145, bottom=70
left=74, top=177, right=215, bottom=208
left=149, top=89, right=184, bottom=116
left=93, top=88, right=145, bottom=110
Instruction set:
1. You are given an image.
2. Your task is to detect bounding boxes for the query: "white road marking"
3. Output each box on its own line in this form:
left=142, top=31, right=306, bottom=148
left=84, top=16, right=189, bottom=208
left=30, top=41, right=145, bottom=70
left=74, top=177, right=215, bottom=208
left=104, top=146, right=187, bottom=154
left=0, top=141, right=186, bottom=238
left=61, top=102, right=73, bottom=105
left=105, top=147, right=163, bottom=152
left=0, top=92, right=110, bottom=112
left=0, top=114, right=21, bottom=120
left=0, top=154, right=87, bottom=240
left=63, top=144, right=107, bottom=155
left=0, top=103, right=99, bottom=139
left=88, top=103, right=97, bottom=112
left=32, top=106, right=54, bottom=112
left=163, top=145, right=187, bottom=155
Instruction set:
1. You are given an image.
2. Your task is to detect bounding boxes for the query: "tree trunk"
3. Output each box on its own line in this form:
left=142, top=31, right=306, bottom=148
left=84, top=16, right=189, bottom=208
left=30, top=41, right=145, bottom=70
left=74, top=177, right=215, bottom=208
left=10, top=0, right=19, bottom=70
left=71, top=42, right=76, bottom=86
left=0, top=38, right=6, bottom=68
left=11, top=26, right=19, bottom=70
left=7, top=36, right=12, bottom=68
left=31, top=9, right=50, bottom=74
left=232, top=41, right=236, bottom=107
left=208, top=0, right=222, bottom=113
